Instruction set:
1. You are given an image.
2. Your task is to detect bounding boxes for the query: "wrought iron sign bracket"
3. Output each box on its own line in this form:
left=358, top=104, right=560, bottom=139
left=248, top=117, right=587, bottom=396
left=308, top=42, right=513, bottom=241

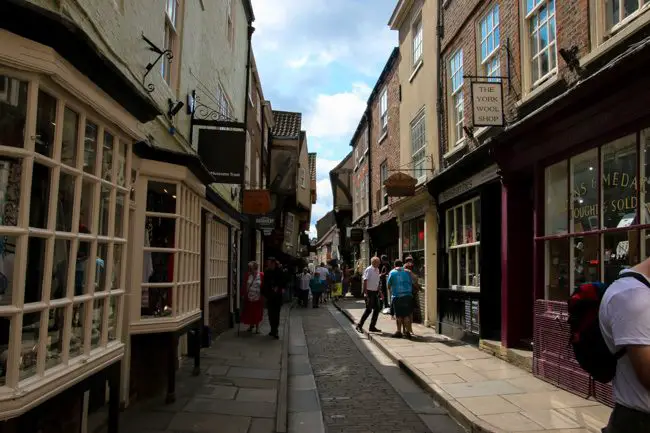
left=388, top=155, right=436, bottom=172
left=188, top=89, right=245, bottom=145
left=141, top=33, right=173, bottom=94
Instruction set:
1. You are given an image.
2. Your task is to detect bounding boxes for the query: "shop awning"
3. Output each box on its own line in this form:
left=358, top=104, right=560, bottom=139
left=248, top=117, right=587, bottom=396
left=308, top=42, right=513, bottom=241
left=2, top=0, right=161, bottom=123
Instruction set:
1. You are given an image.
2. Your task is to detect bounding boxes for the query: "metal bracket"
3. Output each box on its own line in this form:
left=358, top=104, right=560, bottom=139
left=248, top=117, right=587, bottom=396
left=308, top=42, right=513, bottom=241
left=141, top=33, right=173, bottom=93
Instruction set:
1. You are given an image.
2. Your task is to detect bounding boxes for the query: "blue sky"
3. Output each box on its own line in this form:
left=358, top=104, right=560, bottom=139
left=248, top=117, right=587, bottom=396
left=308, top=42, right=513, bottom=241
left=250, top=0, right=398, bottom=237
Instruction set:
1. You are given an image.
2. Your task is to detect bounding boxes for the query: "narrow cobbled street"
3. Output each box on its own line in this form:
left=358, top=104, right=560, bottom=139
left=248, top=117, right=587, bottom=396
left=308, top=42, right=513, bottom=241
left=292, top=304, right=464, bottom=433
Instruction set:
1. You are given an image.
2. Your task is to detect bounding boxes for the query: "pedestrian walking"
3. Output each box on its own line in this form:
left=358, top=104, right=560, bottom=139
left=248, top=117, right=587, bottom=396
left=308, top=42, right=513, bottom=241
left=404, top=256, right=420, bottom=337
left=316, top=263, right=330, bottom=303
left=299, top=268, right=311, bottom=307
left=241, top=261, right=264, bottom=333
left=262, top=258, right=283, bottom=339
left=379, top=254, right=391, bottom=312
left=598, top=259, right=650, bottom=432
left=309, top=271, right=326, bottom=308
left=387, top=259, right=414, bottom=339
left=342, top=264, right=351, bottom=297
left=356, top=256, right=382, bottom=333
left=331, top=265, right=343, bottom=299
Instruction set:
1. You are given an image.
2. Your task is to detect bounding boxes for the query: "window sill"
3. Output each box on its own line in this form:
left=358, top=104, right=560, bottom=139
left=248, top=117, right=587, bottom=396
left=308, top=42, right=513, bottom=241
left=516, top=73, right=559, bottom=107
left=377, top=131, right=388, bottom=144
left=581, top=10, right=650, bottom=69
left=379, top=205, right=389, bottom=214
left=443, top=139, right=467, bottom=159
left=415, top=175, right=427, bottom=187
left=409, top=60, right=423, bottom=83
left=449, top=285, right=480, bottom=293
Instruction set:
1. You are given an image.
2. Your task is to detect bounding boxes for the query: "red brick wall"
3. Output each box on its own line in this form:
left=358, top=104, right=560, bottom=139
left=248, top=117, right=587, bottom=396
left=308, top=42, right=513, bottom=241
left=440, top=0, right=590, bottom=154
left=370, top=55, right=401, bottom=226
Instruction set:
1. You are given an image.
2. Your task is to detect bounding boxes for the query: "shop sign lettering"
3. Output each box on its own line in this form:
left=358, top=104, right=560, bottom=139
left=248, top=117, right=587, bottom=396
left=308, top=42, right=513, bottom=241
left=439, top=165, right=498, bottom=204
left=471, top=82, right=503, bottom=127
left=572, top=196, right=638, bottom=219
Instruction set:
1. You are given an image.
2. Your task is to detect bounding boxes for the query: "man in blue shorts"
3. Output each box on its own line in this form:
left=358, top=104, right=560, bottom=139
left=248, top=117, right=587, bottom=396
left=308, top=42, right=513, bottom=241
left=387, top=259, right=413, bottom=339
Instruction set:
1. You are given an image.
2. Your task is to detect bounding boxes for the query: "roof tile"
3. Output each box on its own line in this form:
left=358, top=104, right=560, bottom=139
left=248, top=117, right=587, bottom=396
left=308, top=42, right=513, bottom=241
left=271, top=110, right=302, bottom=138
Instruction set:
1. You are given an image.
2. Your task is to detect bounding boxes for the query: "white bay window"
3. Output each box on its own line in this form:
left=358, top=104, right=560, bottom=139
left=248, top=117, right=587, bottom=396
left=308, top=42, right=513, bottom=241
left=0, top=72, right=127, bottom=390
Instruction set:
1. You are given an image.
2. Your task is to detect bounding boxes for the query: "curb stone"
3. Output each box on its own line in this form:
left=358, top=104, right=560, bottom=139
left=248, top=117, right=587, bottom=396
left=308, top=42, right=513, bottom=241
left=332, top=300, right=503, bottom=433
left=276, top=305, right=291, bottom=433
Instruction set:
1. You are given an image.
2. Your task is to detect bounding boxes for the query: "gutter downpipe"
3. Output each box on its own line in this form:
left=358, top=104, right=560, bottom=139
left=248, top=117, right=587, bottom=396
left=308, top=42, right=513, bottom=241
left=436, top=0, right=445, bottom=171
left=235, top=21, right=255, bottom=327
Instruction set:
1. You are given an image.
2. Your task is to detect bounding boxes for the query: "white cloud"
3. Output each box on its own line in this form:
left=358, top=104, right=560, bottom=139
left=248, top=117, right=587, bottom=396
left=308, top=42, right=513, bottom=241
left=316, top=157, right=340, bottom=180
left=304, top=82, right=371, bottom=140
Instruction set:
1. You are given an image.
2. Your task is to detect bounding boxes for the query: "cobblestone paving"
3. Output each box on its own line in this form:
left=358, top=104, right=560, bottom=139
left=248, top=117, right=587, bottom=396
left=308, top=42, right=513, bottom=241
left=301, top=306, right=434, bottom=433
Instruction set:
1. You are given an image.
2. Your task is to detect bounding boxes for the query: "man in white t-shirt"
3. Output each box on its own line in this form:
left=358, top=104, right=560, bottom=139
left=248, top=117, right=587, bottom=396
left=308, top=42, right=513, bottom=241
left=599, top=265, right=650, bottom=432
left=356, top=256, right=382, bottom=333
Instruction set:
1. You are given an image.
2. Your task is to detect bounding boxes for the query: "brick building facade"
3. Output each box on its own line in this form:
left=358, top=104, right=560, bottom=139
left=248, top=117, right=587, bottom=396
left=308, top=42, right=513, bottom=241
left=427, top=0, right=650, bottom=405
left=368, top=48, right=401, bottom=262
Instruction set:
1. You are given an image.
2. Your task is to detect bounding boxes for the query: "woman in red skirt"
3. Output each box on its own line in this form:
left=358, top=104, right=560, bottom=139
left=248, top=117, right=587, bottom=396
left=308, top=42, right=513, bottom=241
left=241, top=261, right=264, bottom=333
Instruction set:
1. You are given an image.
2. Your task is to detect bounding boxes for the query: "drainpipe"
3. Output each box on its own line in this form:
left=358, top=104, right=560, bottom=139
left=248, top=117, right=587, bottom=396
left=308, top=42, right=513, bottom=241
left=436, top=0, right=445, bottom=170
left=365, top=109, right=373, bottom=229
left=238, top=23, right=255, bottom=323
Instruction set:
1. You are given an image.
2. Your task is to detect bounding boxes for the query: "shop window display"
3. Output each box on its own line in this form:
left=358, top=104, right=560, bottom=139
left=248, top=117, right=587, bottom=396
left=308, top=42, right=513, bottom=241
left=402, top=217, right=425, bottom=284
left=0, top=73, right=127, bottom=388
left=542, top=131, right=648, bottom=299
left=141, top=180, right=201, bottom=319
left=207, top=219, right=228, bottom=300
left=446, top=197, right=481, bottom=290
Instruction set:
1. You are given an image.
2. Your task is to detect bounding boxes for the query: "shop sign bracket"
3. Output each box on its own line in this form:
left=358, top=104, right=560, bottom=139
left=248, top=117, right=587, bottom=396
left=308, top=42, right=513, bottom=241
left=141, top=33, right=173, bottom=94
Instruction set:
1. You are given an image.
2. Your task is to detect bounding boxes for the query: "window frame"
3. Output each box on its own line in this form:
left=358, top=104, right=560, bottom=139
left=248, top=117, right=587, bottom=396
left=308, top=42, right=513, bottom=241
left=379, top=88, right=388, bottom=132
left=410, top=110, right=427, bottom=180
left=448, top=49, right=464, bottom=149
left=479, top=5, right=501, bottom=80
left=299, top=167, right=306, bottom=189
left=206, top=219, right=228, bottom=301
left=521, top=0, right=557, bottom=91
left=412, top=15, right=423, bottom=67
left=380, top=161, right=389, bottom=207
left=539, top=129, right=650, bottom=301
left=162, top=0, right=182, bottom=88
left=446, top=197, right=481, bottom=291
left=0, top=72, right=128, bottom=389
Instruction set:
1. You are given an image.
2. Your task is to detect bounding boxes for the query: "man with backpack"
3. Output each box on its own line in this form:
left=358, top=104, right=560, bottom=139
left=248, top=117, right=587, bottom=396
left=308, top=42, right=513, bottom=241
left=598, top=266, right=650, bottom=432
left=570, top=263, right=650, bottom=432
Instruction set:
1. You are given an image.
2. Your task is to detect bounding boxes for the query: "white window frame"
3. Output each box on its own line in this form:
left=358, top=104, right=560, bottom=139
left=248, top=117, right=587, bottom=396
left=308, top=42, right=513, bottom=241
left=604, top=0, right=649, bottom=33
left=522, top=0, right=557, bottom=90
left=162, top=0, right=180, bottom=86
left=206, top=219, right=228, bottom=301
left=479, top=5, right=501, bottom=80
left=411, top=111, right=426, bottom=181
left=412, top=15, right=423, bottom=66
left=140, top=180, right=201, bottom=321
left=379, top=88, right=388, bottom=132
left=380, top=161, right=389, bottom=207
left=448, top=49, right=464, bottom=149
left=446, top=197, right=481, bottom=291
left=0, top=72, right=128, bottom=389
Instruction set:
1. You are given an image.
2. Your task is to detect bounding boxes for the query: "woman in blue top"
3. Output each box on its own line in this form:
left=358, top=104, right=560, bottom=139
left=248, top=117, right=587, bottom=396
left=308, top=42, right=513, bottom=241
left=387, top=259, right=413, bottom=339
left=309, top=271, right=326, bottom=308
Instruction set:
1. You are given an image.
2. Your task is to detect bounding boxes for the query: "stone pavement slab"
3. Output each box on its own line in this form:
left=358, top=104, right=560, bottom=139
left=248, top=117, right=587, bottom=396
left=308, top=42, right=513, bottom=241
left=336, top=298, right=611, bottom=433
left=120, top=307, right=289, bottom=433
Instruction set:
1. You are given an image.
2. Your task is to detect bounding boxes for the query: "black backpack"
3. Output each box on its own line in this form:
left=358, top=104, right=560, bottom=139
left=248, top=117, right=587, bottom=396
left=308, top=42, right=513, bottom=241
left=567, top=272, right=649, bottom=383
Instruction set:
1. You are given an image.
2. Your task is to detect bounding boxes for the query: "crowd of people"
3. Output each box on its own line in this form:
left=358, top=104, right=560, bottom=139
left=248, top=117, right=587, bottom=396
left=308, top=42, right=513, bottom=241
left=238, top=254, right=421, bottom=341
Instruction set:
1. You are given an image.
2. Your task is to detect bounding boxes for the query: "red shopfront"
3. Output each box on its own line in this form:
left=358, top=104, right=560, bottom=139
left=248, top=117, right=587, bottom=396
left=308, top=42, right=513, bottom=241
left=494, top=35, right=650, bottom=406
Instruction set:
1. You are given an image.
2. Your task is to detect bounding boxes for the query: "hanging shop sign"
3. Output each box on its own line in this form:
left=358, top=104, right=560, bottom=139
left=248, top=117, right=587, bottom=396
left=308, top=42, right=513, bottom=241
left=347, top=227, right=364, bottom=243
left=197, top=128, right=246, bottom=184
left=439, top=164, right=498, bottom=204
left=384, top=172, right=417, bottom=197
left=471, top=82, right=504, bottom=127
left=255, top=214, right=275, bottom=236
left=243, top=189, right=272, bottom=214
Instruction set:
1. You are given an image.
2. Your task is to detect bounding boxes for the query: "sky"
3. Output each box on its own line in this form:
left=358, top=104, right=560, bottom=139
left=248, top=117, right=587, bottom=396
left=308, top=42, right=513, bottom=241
left=250, top=0, right=398, bottom=238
